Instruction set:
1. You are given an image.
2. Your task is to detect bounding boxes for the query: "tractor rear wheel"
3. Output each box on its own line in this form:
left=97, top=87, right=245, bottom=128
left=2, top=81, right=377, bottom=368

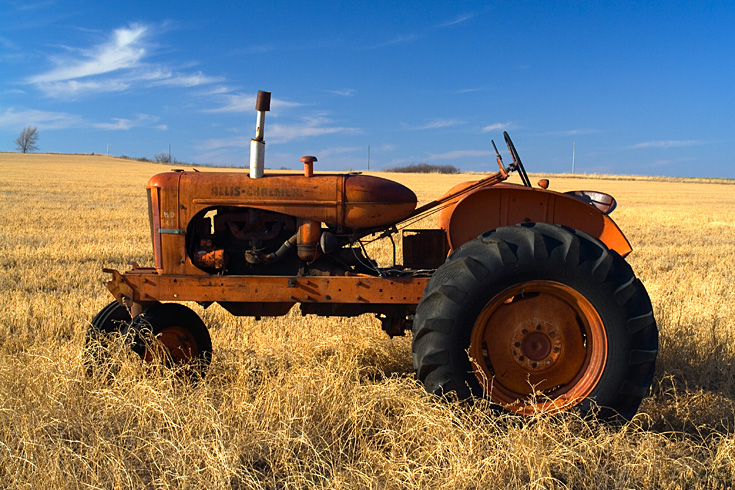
left=412, top=223, right=658, bottom=420
left=125, top=303, right=212, bottom=377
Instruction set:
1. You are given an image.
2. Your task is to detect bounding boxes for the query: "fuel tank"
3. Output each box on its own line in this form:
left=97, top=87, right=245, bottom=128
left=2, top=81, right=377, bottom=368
left=147, top=171, right=417, bottom=230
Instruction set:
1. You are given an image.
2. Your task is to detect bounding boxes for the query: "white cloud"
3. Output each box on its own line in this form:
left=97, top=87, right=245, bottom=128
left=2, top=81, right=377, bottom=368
left=427, top=150, right=491, bottom=161
left=92, top=114, right=165, bottom=131
left=151, top=71, right=223, bottom=88
left=205, top=94, right=256, bottom=113
left=265, top=116, right=361, bottom=144
left=371, top=33, right=419, bottom=48
left=34, top=78, right=133, bottom=98
left=454, top=88, right=481, bottom=94
left=229, top=44, right=276, bottom=55
left=438, top=13, right=476, bottom=28
left=402, top=118, right=464, bottom=130
left=544, top=128, right=601, bottom=136
left=206, top=93, right=303, bottom=114
left=481, top=122, right=513, bottom=133
left=325, top=89, right=356, bottom=97
left=315, top=146, right=361, bottom=158
left=631, top=140, right=705, bottom=149
left=26, top=23, right=220, bottom=98
left=29, top=24, right=149, bottom=84
left=0, top=108, right=83, bottom=129
left=0, top=107, right=164, bottom=131
left=198, top=136, right=250, bottom=151
left=198, top=116, right=360, bottom=150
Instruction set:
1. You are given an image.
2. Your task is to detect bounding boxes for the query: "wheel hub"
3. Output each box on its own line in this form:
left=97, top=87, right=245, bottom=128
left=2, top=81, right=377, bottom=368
left=512, top=322, right=562, bottom=371
left=144, top=326, right=200, bottom=365
left=469, top=280, right=607, bottom=414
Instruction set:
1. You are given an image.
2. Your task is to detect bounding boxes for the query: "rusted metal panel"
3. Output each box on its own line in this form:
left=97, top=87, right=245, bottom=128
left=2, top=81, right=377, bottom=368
left=147, top=171, right=185, bottom=274
left=168, top=171, right=416, bottom=230
left=105, top=269, right=429, bottom=307
left=438, top=183, right=632, bottom=257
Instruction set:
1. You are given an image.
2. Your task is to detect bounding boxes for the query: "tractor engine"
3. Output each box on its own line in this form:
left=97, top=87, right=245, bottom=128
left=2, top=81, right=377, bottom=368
left=146, top=170, right=417, bottom=277
left=188, top=206, right=298, bottom=275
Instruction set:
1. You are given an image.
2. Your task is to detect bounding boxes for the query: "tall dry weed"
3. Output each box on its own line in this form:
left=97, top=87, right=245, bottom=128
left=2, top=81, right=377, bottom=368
left=1, top=153, right=734, bottom=488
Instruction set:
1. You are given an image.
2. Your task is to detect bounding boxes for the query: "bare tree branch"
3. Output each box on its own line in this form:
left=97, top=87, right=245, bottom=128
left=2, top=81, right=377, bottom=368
left=15, top=126, right=39, bottom=153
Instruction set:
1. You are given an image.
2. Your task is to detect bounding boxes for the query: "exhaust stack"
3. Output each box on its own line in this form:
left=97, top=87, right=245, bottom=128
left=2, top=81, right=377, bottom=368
left=249, top=90, right=271, bottom=179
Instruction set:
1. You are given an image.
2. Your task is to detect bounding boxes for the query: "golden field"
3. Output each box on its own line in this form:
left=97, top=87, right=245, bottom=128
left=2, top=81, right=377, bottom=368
left=1, top=152, right=734, bottom=489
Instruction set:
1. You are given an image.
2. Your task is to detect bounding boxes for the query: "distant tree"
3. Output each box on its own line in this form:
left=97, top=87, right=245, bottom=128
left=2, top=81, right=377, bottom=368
left=15, top=126, right=39, bottom=153
left=384, top=162, right=460, bottom=174
left=154, top=152, right=173, bottom=163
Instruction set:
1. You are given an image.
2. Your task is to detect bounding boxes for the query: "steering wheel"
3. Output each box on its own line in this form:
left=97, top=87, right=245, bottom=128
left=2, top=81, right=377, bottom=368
left=504, top=132, right=532, bottom=187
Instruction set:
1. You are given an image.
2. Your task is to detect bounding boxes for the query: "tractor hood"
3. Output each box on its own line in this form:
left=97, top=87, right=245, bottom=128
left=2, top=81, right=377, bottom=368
left=147, top=170, right=417, bottom=230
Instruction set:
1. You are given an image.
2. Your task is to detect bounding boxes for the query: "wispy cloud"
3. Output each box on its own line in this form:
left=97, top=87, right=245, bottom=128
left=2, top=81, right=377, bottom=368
left=0, top=36, right=24, bottom=62
left=371, top=33, right=419, bottom=48
left=229, top=43, right=277, bottom=55
left=325, top=88, right=356, bottom=97
left=315, top=146, right=362, bottom=158
left=631, top=140, right=706, bottom=149
left=0, top=108, right=82, bottom=130
left=26, top=23, right=220, bottom=98
left=29, top=24, right=149, bottom=84
left=481, top=122, right=513, bottom=133
left=205, top=93, right=304, bottom=113
left=543, top=128, right=601, bottom=136
left=151, top=71, right=222, bottom=88
left=454, top=87, right=482, bottom=94
left=268, top=116, right=361, bottom=143
left=427, top=149, right=491, bottom=161
left=0, top=107, right=164, bottom=131
left=199, top=115, right=360, bottom=150
left=402, top=118, right=464, bottom=130
left=438, top=13, right=477, bottom=28
left=92, top=114, right=166, bottom=131
left=33, top=78, right=133, bottom=98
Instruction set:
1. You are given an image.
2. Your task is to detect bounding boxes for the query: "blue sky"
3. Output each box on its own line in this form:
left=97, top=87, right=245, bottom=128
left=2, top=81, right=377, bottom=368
left=1, top=1, right=733, bottom=177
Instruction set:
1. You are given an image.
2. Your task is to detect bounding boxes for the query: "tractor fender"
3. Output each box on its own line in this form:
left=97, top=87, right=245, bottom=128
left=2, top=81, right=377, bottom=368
left=438, top=183, right=632, bottom=257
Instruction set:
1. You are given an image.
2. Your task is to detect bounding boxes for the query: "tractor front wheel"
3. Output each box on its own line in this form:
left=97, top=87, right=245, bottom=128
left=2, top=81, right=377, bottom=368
left=124, top=303, right=212, bottom=377
left=85, top=300, right=132, bottom=375
left=412, top=223, right=658, bottom=420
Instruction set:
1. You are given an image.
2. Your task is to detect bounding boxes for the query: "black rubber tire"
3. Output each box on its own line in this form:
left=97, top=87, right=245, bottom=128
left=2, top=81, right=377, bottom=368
left=412, top=223, right=658, bottom=420
left=124, top=303, right=212, bottom=377
left=90, top=300, right=132, bottom=335
left=85, top=300, right=132, bottom=375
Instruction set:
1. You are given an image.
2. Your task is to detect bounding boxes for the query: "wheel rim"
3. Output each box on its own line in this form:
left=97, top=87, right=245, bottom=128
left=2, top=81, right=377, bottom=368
left=469, top=280, right=607, bottom=414
left=143, top=326, right=202, bottom=365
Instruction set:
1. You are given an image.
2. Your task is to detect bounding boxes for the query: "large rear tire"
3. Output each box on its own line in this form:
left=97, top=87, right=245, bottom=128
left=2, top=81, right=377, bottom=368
left=412, top=223, right=658, bottom=420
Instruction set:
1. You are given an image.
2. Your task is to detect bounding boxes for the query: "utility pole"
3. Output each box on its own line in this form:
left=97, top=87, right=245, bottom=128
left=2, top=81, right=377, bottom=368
left=572, top=142, right=576, bottom=174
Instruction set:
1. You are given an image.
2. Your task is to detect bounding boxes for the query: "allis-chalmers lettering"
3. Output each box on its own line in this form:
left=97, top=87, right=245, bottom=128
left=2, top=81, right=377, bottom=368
left=211, top=186, right=304, bottom=198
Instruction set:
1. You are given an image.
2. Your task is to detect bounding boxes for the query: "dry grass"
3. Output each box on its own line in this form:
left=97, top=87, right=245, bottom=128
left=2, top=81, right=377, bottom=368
left=1, top=152, right=735, bottom=489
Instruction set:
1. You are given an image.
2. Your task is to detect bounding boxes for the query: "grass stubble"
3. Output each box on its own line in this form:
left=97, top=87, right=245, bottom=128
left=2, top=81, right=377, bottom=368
left=1, top=153, right=734, bottom=489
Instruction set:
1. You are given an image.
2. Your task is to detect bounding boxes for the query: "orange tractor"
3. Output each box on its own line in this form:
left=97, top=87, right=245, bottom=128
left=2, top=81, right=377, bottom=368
left=90, top=91, right=657, bottom=420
